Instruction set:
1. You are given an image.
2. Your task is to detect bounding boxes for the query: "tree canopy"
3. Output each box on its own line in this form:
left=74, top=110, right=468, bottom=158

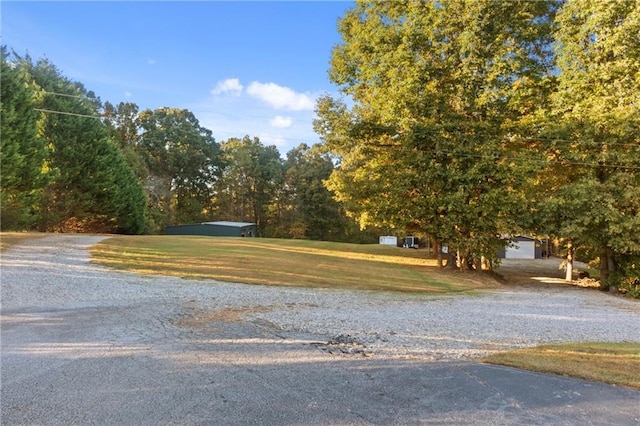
left=136, top=107, right=223, bottom=228
left=0, top=47, right=47, bottom=230
left=2, top=50, right=147, bottom=234
left=1, top=48, right=370, bottom=241
left=536, top=0, right=640, bottom=287
left=315, top=0, right=558, bottom=269
left=314, top=0, right=639, bottom=288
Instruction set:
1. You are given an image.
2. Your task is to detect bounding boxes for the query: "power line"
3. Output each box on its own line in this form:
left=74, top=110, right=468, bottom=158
left=33, top=108, right=323, bottom=147
left=34, top=108, right=102, bottom=119
left=521, top=136, right=638, bottom=148
left=359, top=142, right=640, bottom=170
left=33, top=108, right=640, bottom=168
left=32, top=106, right=639, bottom=168
left=43, top=91, right=91, bottom=100
left=434, top=149, right=640, bottom=170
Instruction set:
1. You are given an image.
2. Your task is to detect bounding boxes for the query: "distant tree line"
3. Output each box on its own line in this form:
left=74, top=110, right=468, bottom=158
left=0, top=47, right=380, bottom=242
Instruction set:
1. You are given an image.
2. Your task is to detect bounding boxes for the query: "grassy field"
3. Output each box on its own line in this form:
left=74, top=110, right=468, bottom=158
left=483, top=342, right=640, bottom=390
left=91, top=235, right=500, bottom=294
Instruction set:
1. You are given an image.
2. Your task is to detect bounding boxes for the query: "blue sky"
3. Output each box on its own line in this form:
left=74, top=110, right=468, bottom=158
left=2, top=1, right=354, bottom=155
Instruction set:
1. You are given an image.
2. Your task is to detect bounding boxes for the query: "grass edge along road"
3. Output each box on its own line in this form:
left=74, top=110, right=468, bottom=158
left=0, top=232, right=47, bottom=251
left=90, top=235, right=499, bottom=294
left=482, top=342, right=640, bottom=390
left=3, top=233, right=638, bottom=391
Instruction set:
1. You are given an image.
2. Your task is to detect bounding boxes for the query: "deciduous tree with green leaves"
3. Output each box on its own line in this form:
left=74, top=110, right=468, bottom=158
left=215, top=136, right=283, bottom=235
left=314, top=0, right=557, bottom=269
left=137, top=107, right=223, bottom=230
left=538, top=0, right=640, bottom=289
left=103, top=101, right=149, bottom=183
left=282, top=143, right=349, bottom=240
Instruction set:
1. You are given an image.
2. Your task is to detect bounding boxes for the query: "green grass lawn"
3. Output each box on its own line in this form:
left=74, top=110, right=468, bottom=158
left=483, top=342, right=640, bottom=390
left=91, top=235, right=500, bottom=294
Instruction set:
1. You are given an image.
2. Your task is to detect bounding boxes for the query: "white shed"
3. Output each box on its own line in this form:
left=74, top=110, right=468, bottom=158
left=379, top=236, right=398, bottom=246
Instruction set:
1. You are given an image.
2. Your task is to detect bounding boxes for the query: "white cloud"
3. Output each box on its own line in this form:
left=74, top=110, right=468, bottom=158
left=258, top=134, right=288, bottom=149
left=124, top=91, right=133, bottom=98
left=211, top=78, right=244, bottom=96
left=246, top=81, right=314, bottom=111
left=147, top=58, right=156, bottom=65
left=269, top=115, right=293, bottom=128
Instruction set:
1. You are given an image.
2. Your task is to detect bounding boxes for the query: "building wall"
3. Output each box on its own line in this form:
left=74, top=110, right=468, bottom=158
left=165, top=223, right=257, bottom=237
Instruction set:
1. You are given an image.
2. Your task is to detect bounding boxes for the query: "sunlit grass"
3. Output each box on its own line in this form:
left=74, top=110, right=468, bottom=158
left=0, top=232, right=46, bottom=252
left=91, top=235, right=500, bottom=294
left=483, top=342, right=640, bottom=389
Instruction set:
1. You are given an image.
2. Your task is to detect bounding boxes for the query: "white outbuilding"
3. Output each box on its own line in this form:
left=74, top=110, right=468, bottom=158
left=379, top=236, right=398, bottom=246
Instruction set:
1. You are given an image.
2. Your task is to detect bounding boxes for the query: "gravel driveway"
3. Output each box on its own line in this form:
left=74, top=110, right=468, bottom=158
left=2, top=234, right=639, bottom=425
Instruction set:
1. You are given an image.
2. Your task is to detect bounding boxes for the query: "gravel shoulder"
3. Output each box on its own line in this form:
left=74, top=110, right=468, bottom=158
left=2, top=235, right=639, bottom=425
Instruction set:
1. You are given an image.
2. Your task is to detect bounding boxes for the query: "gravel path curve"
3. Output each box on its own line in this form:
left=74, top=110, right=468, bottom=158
left=2, top=235, right=639, bottom=425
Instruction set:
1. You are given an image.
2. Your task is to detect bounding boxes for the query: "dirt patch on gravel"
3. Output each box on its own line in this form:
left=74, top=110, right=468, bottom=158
left=175, top=302, right=277, bottom=330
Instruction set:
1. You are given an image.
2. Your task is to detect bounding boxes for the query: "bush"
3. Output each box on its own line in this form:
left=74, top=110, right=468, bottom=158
left=614, top=255, right=640, bottom=299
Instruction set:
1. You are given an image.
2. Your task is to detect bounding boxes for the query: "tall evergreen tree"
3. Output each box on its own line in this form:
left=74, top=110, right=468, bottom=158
left=16, top=54, right=147, bottom=233
left=0, top=47, right=48, bottom=230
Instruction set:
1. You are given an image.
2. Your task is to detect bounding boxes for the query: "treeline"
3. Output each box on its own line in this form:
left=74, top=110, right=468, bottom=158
left=314, top=0, right=639, bottom=292
left=0, top=47, right=378, bottom=242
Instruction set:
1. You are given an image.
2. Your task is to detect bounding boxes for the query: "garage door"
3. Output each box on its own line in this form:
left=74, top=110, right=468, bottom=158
left=505, top=241, right=535, bottom=259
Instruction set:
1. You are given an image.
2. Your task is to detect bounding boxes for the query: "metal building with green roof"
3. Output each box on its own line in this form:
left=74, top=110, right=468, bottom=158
left=165, top=221, right=257, bottom=237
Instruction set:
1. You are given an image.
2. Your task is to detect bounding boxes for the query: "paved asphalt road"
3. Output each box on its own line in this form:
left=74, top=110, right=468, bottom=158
left=1, top=235, right=639, bottom=425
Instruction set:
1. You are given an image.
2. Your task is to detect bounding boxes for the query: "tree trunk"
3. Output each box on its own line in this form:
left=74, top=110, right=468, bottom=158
left=436, top=239, right=444, bottom=268
left=600, top=246, right=609, bottom=287
left=466, top=253, right=477, bottom=271
left=600, top=246, right=617, bottom=292
left=480, top=256, right=492, bottom=271
left=565, top=242, right=574, bottom=282
left=447, top=250, right=457, bottom=269
left=457, top=249, right=466, bottom=272
left=608, top=249, right=618, bottom=293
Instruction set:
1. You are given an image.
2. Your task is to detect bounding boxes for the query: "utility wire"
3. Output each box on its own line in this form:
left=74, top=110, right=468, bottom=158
left=32, top=107, right=640, bottom=168
left=434, top=149, right=640, bottom=170
left=34, top=108, right=102, bottom=119
left=43, top=91, right=91, bottom=100
left=34, top=109, right=640, bottom=168
left=41, top=92, right=639, bottom=147
left=360, top=142, right=640, bottom=170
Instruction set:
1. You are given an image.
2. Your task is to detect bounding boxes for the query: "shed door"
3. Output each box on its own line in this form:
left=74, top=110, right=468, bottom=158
left=505, top=241, right=535, bottom=259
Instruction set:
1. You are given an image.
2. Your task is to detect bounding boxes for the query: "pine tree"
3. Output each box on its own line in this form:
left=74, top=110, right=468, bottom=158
left=0, top=47, right=47, bottom=230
